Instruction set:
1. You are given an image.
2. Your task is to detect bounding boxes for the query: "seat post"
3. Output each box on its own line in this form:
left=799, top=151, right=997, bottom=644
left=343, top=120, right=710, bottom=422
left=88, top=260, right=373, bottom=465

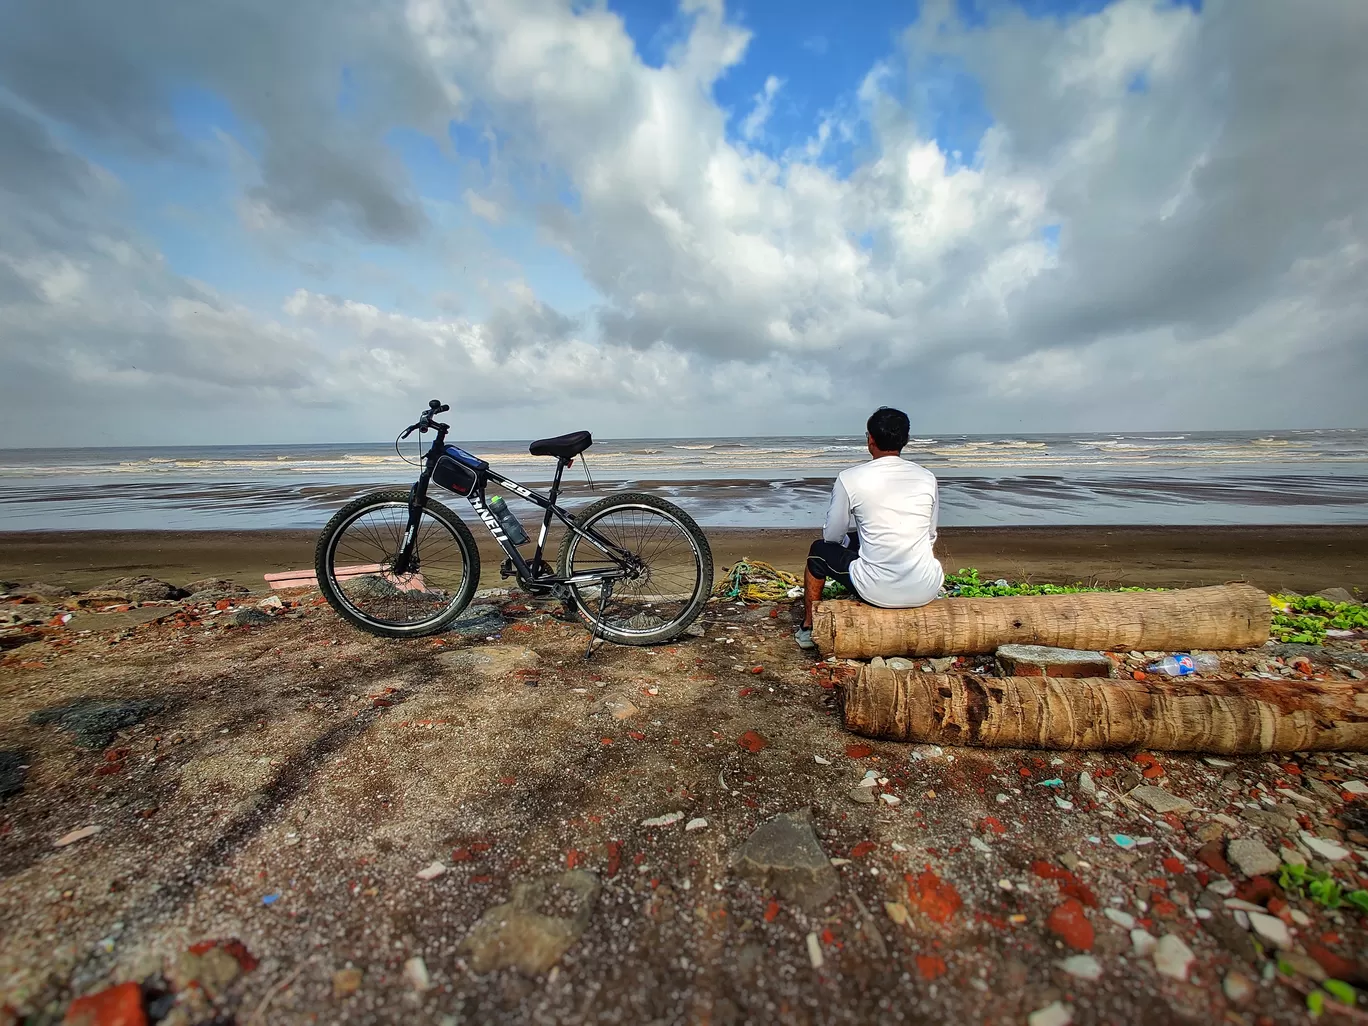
left=531, top=458, right=568, bottom=576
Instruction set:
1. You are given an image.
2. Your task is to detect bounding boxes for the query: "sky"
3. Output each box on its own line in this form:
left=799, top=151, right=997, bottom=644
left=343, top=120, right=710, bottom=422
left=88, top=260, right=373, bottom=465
left=0, top=0, right=1365, bottom=446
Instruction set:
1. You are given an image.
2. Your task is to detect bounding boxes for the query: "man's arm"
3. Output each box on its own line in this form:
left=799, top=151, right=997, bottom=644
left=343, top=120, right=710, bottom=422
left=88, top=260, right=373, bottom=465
left=929, top=479, right=940, bottom=546
left=823, top=477, right=853, bottom=544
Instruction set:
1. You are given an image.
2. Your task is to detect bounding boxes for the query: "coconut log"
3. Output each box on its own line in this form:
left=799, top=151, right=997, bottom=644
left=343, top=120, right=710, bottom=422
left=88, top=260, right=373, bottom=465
left=813, top=583, right=1270, bottom=659
left=842, top=666, right=1368, bottom=753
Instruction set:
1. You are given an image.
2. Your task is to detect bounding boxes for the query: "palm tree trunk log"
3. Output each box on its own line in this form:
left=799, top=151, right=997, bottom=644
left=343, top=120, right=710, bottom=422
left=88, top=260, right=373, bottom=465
left=841, top=666, right=1368, bottom=753
left=813, top=584, right=1270, bottom=659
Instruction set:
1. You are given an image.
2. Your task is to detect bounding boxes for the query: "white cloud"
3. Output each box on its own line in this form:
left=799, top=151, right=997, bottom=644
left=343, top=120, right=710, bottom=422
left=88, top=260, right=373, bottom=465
left=1, top=0, right=1366, bottom=445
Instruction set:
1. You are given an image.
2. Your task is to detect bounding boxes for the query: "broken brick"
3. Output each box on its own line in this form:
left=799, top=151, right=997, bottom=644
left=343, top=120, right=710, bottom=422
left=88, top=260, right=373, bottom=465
left=1046, top=899, right=1094, bottom=951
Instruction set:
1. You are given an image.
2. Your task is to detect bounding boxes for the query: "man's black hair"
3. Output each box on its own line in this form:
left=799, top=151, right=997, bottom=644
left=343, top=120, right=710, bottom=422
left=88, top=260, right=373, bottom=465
left=867, top=407, right=910, bottom=452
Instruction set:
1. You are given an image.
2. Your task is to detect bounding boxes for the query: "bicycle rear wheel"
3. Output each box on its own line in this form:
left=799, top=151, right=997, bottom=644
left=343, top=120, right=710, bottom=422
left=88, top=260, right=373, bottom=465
left=557, top=492, right=712, bottom=645
left=315, top=490, right=480, bottom=638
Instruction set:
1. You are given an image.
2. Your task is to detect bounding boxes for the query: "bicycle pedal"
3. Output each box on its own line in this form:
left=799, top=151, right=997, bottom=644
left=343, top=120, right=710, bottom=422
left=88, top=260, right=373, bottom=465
left=499, top=558, right=516, bottom=579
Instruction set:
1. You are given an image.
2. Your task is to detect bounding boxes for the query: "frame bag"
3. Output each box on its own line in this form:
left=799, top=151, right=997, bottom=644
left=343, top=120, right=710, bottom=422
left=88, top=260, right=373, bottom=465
left=432, top=446, right=488, bottom=496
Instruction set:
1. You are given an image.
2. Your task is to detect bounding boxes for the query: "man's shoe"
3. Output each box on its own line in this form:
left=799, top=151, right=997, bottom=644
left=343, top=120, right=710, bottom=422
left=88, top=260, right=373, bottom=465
left=794, top=626, right=816, bottom=650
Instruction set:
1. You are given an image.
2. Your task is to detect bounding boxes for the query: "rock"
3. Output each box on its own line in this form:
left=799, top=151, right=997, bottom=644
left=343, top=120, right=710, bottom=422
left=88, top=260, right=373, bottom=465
left=99, top=576, right=186, bottom=602
left=173, top=946, right=244, bottom=998
left=996, top=644, right=1113, bottom=678
left=685, top=622, right=706, bottom=637
left=229, top=607, right=272, bottom=627
left=1196, top=840, right=1232, bottom=876
left=733, top=809, right=839, bottom=912
left=1153, top=934, right=1194, bottom=980
left=1130, top=785, right=1195, bottom=816
left=1343, top=780, right=1368, bottom=795
left=448, top=605, right=507, bottom=636
left=30, top=698, right=164, bottom=750
left=1078, top=771, right=1096, bottom=795
left=848, top=786, right=877, bottom=805
left=685, top=817, right=708, bottom=832
left=54, top=825, right=102, bottom=847
left=437, top=645, right=541, bottom=677
left=332, top=967, right=362, bottom=997
left=886, top=657, right=914, bottom=671
left=184, top=578, right=250, bottom=601
left=1046, top=899, right=1094, bottom=951
left=461, top=871, right=600, bottom=974
left=1206, top=878, right=1235, bottom=896
left=805, top=931, right=824, bottom=968
left=23, top=580, right=74, bottom=598
left=1300, top=831, right=1350, bottom=861
left=1316, top=588, right=1357, bottom=605
left=1058, top=954, right=1102, bottom=981
left=257, top=594, right=284, bottom=610
left=63, top=982, right=147, bottom=1026
left=641, top=811, right=684, bottom=828
left=885, top=902, right=909, bottom=925
left=1247, top=911, right=1292, bottom=949
left=403, top=956, right=431, bottom=991
left=1130, top=929, right=1158, bottom=957
left=0, top=750, right=27, bottom=801
left=1027, top=1001, right=1073, bottom=1026
left=598, top=694, right=640, bottom=720
left=927, top=656, right=957, bottom=672
left=1103, top=908, right=1135, bottom=929
left=1280, top=951, right=1328, bottom=983
left=1241, top=807, right=1297, bottom=833
left=1227, top=838, right=1281, bottom=878
left=416, top=861, right=447, bottom=881
left=1223, top=971, right=1255, bottom=1004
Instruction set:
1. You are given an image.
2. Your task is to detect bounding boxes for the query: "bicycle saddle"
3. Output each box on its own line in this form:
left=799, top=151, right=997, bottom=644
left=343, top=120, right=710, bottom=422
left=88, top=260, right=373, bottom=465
left=529, top=430, right=593, bottom=460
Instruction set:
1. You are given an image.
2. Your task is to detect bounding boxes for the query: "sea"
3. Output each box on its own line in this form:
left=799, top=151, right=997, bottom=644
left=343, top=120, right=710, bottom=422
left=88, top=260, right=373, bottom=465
left=0, top=429, right=1366, bottom=531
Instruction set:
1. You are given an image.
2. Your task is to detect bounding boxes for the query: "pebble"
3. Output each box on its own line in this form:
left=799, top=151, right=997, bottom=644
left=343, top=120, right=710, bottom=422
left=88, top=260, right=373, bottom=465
left=1233, top=910, right=1250, bottom=930
left=1110, top=834, right=1137, bottom=850
left=1247, top=911, right=1292, bottom=949
left=416, top=861, right=447, bottom=881
left=1055, top=797, right=1074, bottom=811
left=54, top=825, right=102, bottom=847
left=879, top=793, right=901, bottom=806
left=970, top=837, right=992, bottom=853
left=1130, top=929, right=1158, bottom=957
left=333, top=967, right=363, bottom=997
left=1223, top=971, right=1255, bottom=1004
left=685, top=817, right=709, bottom=832
left=1058, top=955, right=1102, bottom=981
left=849, top=787, right=877, bottom=805
left=1300, top=832, right=1350, bottom=861
left=1227, top=838, right=1281, bottom=877
left=1103, top=908, right=1135, bottom=929
left=1153, top=934, right=1194, bottom=980
left=641, top=811, right=684, bottom=828
left=1130, top=785, right=1195, bottom=815
left=806, top=932, right=824, bottom=968
left=403, top=956, right=431, bottom=992
left=885, top=902, right=909, bottom=925
left=1028, top=1002, right=1073, bottom=1026
left=1206, top=879, right=1236, bottom=898
left=1223, top=898, right=1266, bottom=912
left=814, top=755, right=832, bottom=765
left=1078, top=771, right=1096, bottom=795
left=1289, top=908, right=1311, bottom=926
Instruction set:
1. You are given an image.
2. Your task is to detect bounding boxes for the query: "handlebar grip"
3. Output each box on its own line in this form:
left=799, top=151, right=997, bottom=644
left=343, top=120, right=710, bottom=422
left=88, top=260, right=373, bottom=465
left=437, top=404, right=450, bottom=413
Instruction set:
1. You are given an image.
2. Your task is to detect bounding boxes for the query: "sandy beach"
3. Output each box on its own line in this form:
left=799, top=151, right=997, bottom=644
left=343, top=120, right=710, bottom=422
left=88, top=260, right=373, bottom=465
left=2, top=524, right=1365, bottom=595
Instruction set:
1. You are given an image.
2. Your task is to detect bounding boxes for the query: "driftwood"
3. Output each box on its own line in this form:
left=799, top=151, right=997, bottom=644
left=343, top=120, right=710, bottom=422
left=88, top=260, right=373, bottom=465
left=842, top=666, right=1368, bottom=753
left=813, top=584, right=1270, bottom=659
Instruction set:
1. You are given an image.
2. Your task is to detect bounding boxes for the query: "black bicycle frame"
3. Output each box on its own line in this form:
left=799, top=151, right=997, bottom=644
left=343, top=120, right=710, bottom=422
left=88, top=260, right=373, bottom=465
left=397, top=425, right=638, bottom=590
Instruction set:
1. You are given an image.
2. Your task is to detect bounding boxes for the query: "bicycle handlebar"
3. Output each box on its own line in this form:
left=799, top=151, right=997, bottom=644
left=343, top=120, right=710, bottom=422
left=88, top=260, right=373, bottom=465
left=400, top=399, right=450, bottom=439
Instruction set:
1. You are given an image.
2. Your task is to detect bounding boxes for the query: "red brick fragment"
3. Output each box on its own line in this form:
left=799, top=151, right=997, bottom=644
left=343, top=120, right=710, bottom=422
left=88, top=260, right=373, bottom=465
left=1060, top=881, right=1098, bottom=908
left=1150, top=896, right=1179, bottom=919
left=980, top=817, right=1008, bottom=835
left=764, top=900, right=780, bottom=922
left=845, top=743, right=874, bottom=759
left=1162, top=857, right=1186, bottom=874
left=1236, top=876, right=1276, bottom=905
left=1196, top=840, right=1231, bottom=876
left=915, top=954, right=947, bottom=980
left=907, top=868, right=962, bottom=925
left=1046, top=899, right=1094, bottom=951
left=606, top=840, right=622, bottom=877
left=1141, top=763, right=1166, bottom=779
left=1305, top=943, right=1364, bottom=985
left=63, top=982, right=146, bottom=1026
left=738, top=730, right=768, bottom=753
left=850, top=841, right=878, bottom=859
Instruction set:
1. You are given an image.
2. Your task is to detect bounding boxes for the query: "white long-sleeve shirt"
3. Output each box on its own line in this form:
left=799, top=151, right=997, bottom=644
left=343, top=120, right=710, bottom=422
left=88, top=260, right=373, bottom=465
left=823, top=456, right=943, bottom=608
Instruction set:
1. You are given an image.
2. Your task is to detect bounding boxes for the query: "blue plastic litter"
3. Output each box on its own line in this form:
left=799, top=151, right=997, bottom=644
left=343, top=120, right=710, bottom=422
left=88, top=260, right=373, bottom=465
left=1036, top=778, right=1064, bottom=787
left=1111, top=834, right=1137, bottom=850
left=262, top=892, right=280, bottom=905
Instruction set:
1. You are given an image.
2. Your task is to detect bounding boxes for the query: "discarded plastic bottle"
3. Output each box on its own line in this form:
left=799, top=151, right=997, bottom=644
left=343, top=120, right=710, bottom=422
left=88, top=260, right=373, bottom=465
left=488, top=495, right=530, bottom=545
left=1145, top=653, right=1221, bottom=676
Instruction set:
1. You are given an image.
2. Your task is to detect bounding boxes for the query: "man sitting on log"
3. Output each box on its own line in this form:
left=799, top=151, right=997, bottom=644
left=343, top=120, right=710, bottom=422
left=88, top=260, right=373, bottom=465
left=795, top=406, right=944, bottom=650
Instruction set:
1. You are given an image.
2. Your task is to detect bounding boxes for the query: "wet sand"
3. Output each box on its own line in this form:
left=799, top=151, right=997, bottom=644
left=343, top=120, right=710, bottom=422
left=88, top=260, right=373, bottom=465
left=1, top=524, right=1364, bottom=595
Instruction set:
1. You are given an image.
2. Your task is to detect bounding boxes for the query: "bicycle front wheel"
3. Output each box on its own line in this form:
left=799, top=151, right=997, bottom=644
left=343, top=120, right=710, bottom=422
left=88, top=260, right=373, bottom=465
left=315, top=490, right=480, bottom=638
left=557, top=492, right=713, bottom=645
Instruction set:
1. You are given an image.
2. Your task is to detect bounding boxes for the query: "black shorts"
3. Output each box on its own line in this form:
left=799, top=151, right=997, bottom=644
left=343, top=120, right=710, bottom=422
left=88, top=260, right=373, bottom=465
left=807, top=535, right=862, bottom=599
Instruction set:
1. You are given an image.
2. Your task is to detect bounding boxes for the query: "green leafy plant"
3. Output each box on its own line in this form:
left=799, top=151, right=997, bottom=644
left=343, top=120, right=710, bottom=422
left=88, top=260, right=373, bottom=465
left=943, top=567, right=1155, bottom=599
left=1279, top=862, right=1311, bottom=893
left=1346, top=890, right=1368, bottom=916
left=1324, top=980, right=1357, bottom=1005
left=1308, top=989, right=1325, bottom=1017
left=1270, top=593, right=1368, bottom=645
left=1309, top=876, right=1343, bottom=909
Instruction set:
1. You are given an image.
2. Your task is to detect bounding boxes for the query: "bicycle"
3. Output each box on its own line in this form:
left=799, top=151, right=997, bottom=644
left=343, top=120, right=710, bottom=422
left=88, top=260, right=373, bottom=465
left=315, top=400, right=714, bottom=647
